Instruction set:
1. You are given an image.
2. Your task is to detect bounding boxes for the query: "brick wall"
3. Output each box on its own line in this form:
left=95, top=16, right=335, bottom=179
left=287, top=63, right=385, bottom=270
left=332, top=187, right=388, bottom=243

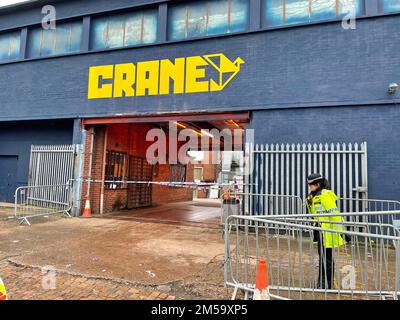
left=152, top=163, right=194, bottom=205
left=194, top=163, right=219, bottom=181
left=103, top=189, right=128, bottom=212
left=81, top=123, right=195, bottom=215
left=197, top=189, right=207, bottom=199
left=193, top=153, right=220, bottom=198
left=81, top=126, right=106, bottom=215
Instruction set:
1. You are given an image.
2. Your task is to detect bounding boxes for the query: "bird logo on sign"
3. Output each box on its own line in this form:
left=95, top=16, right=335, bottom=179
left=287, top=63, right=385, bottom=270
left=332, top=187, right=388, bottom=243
left=203, top=53, right=245, bottom=91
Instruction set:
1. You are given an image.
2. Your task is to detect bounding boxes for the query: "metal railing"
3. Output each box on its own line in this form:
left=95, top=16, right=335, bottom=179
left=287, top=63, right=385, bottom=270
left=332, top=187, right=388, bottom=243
left=231, top=188, right=400, bottom=217
left=221, top=191, right=304, bottom=227
left=224, top=212, right=400, bottom=300
left=338, top=197, right=400, bottom=213
left=14, top=184, right=73, bottom=225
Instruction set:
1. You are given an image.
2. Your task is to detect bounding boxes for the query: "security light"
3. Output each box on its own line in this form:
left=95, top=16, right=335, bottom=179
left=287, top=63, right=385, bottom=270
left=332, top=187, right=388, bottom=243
left=388, top=83, right=398, bottom=94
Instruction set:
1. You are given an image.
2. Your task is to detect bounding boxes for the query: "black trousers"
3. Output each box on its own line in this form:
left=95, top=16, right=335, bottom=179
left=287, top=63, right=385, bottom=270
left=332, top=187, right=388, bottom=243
left=316, top=232, right=335, bottom=289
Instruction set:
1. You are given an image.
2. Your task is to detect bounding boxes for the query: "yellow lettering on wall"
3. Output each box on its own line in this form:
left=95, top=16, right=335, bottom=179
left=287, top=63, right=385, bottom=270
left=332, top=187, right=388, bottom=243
left=87, top=54, right=245, bottom=99
left=136, top=60, right=160, bottom=96
left=159, top=58, right=185, bottom=95
left=113, top=63, right=136, bottom=98
left=185, top=56, right=209, bottom=93
left=88, top=65, right=114, bottom=99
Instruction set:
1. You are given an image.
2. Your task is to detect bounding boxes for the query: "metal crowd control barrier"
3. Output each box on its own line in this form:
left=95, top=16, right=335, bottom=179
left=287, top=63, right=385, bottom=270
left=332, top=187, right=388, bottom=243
left=221, top=191, right=304, bottom=225
left=244, top=192, right=304, bottom=216
left=338, top=198, right=400, bottom=213
left=224, top=212, right=400, bottom=300
left=231, top=190, right=400, bottom=233
left=232, top=189, right=400, bottom=217
left=14, top=184, right=73, bottom=226
left=336, top=198, right=400, bottom=236
left=245, top=192, right=400, bottom=237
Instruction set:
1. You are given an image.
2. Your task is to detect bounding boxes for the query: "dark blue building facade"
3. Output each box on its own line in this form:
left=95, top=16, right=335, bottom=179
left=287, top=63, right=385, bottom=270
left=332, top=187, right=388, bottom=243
left=0, top=0, right=399, bottom=202
left=0, top=120, right=74, bottom=201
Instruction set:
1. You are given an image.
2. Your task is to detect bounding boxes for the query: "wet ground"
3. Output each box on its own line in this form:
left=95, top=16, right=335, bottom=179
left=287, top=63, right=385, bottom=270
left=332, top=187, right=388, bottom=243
left=0, top=202, right=232, bottom=300
left=105, top=200, right=221, bottom=227
left=2, top=201, right=396, bottom=300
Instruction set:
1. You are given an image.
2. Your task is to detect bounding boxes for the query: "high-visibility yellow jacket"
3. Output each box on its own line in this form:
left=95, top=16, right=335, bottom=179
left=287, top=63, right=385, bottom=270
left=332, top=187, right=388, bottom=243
left=306, top=189, right=345, bottom=249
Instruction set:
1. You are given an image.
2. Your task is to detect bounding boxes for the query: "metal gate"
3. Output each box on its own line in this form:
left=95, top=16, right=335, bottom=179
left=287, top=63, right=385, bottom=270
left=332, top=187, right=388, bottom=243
left=245, top=142, right=368, bottom=215
left=127, top=156, right=153, bottom=209
left=13, top=145, right=76, bottom=225
left=28, top=145, right=76, bottom=188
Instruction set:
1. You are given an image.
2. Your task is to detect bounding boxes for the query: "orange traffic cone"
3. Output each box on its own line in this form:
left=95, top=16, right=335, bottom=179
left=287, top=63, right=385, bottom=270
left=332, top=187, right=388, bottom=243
left=223, top=188, right=231, bottom=200
left=82, top=195, right=92, bottom=217
left=253, top=259, right=270, bottom=300
left=0, top=278, right=7, bottom=300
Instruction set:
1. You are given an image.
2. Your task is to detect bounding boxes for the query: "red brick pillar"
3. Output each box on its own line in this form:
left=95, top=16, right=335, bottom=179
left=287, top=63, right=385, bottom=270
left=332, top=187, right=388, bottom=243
left=80, top=126, right=106, bottom=215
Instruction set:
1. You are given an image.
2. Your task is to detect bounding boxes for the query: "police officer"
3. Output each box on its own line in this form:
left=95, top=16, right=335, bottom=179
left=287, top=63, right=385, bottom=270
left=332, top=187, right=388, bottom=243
left=306, top=173, right=346, bottom=289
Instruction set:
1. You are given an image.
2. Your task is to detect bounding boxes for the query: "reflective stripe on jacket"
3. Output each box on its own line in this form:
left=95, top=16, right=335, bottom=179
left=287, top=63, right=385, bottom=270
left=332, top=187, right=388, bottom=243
left=306, top=189, right=345, bottom=248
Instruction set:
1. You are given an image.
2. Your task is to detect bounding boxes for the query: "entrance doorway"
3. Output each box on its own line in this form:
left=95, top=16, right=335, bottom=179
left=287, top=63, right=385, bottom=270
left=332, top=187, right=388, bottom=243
left=81, top=112, right=250, bottom=225
left=0, top=155, right=18, bottom=202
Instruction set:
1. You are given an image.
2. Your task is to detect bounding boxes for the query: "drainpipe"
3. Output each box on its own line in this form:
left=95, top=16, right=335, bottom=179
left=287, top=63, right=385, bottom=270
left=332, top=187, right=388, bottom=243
left=74, top=128, right=86, bottom=217
left=87, top=127, right=95, bottom=197
left=99, top=127, right=108, bottom=215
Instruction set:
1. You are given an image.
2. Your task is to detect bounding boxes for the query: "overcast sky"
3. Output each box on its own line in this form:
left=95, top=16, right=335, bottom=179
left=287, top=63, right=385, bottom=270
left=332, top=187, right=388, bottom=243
left=0, top=0, right=30, bottom=7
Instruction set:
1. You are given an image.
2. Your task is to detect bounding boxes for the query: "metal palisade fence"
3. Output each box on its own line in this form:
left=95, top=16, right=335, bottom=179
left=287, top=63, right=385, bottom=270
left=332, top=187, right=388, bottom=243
left=245, top=142, right=368, bottom=216
left=28, top=145, right=76, bottom=188
left=14, top=145, right=76, bottom=225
